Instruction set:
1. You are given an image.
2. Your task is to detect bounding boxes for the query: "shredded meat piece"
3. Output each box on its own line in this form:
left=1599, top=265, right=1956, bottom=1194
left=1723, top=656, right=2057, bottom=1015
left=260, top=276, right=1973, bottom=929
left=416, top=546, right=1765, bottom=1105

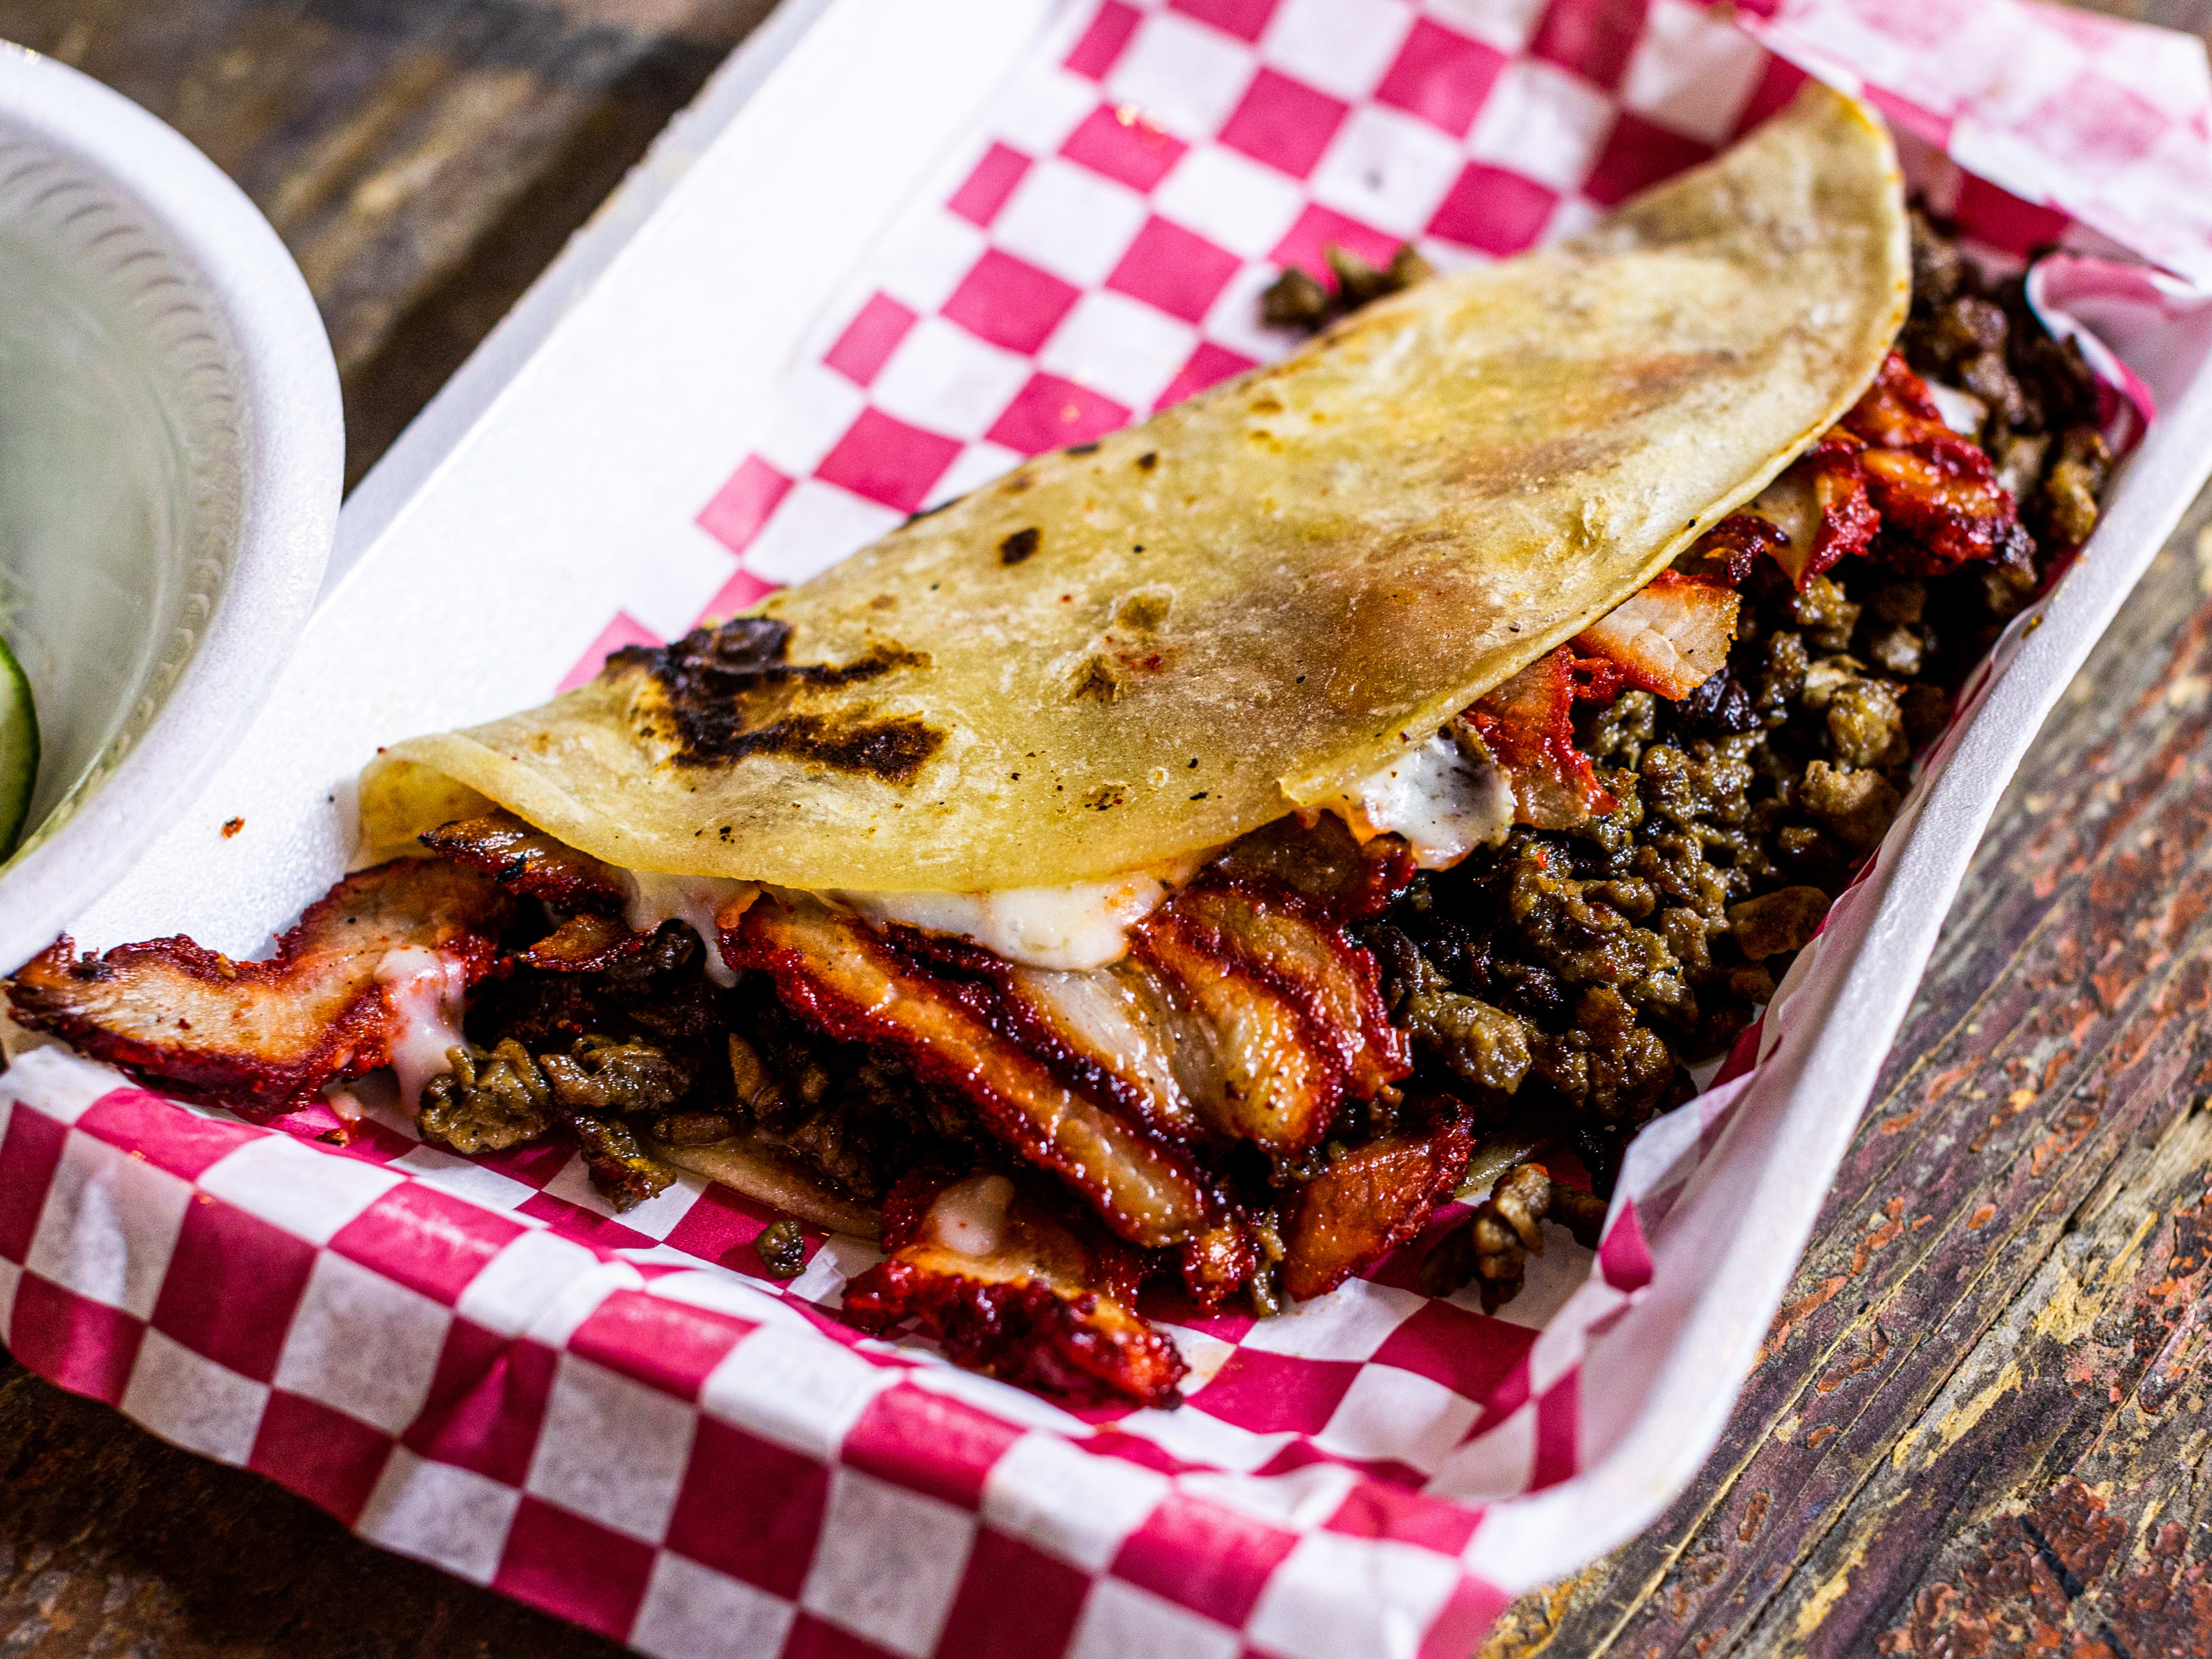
left=1128, top=883, right=1409, bottom=1150
left=1796, top=761, right=1900, bottom=852
left=1259, top=241, right=1431, bottom=334
left=1728, top=885, right=1830, bottom=960
left=539, top=1033, right=696, bottom=1113
left=2040, top=427, right=2111, bottom=548
left=421, top=810, right=626, bottom=912
left=8, top=861, right=510, bottom=1115
left=518, top=912, right=647, bottom=972
left=1508, top=840, right=1695, bottom=1027
left=567, top=1111, right=675, bottom=1210
left=1842, top=354, right=2028, bottom=576
left=421, top=1039, right=554, bottom=1153
left=653, top=1109, right=736, bottom=1146
left=1366, top=930, right=1532, bottom=1097
left=1529, top=986, right=1682, bottom=1126
left=1779, top=434, right=1884, bottom=588
left=1202, top=811, right=1414, bottom=922
left=1279, top=1102, right=1473, bottom=1301
left=1677, top=514, right=1789, bottom=588
left=844, top=1170, right=1188, bottom=1407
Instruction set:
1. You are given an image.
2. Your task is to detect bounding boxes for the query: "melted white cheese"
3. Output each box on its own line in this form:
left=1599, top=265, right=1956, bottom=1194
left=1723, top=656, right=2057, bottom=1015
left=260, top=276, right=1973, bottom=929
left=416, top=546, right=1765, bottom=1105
left=835, top=855, right=1202, bottom=971
left=1329, top=733, right=1514, bottom=870
left=597, top=729, right=1508, bottom=975
left=374, top=946, right=470, bottom=1114
left=624, top=871, right=757, bottom=986
left=925, top=1172, right=1015, bottom=1258
left=1925, top=378, right=1987, bottom=436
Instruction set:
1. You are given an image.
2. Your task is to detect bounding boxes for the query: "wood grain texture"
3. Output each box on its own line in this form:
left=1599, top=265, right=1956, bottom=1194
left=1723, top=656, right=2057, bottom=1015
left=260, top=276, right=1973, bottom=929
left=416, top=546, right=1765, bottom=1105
left=0, top=1361, right=624, bottom=1656
left=0, top=2, right=768, bottom=1652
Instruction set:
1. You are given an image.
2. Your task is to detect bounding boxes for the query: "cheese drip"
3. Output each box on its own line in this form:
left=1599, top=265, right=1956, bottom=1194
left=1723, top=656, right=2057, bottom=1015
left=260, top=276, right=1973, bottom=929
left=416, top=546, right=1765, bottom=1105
left=833, top=855, right=1203, bottom=972
left=609, top=728, right=1509, bottom=976
left=374, top=947, right=469, bottom=1112
left=625, top=871, right=757, bottom=986
left=1327, top=733, right=1514, bottom=869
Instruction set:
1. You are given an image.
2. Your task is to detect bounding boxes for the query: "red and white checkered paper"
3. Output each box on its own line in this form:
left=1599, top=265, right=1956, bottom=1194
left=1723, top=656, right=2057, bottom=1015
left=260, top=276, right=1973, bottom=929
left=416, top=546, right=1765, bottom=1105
left=5, top=0, right=2209, bottom=1653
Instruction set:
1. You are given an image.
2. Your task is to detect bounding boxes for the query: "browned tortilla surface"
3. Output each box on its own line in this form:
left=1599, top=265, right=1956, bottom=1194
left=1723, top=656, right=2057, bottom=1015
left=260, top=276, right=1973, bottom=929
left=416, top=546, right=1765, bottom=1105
left=363, top=85, right=1907, bottom=892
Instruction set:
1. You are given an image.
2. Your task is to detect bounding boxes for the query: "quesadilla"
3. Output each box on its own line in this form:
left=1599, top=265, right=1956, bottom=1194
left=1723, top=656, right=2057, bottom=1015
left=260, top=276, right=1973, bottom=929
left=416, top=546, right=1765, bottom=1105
left=12, top=84, right=2115, bottom=1406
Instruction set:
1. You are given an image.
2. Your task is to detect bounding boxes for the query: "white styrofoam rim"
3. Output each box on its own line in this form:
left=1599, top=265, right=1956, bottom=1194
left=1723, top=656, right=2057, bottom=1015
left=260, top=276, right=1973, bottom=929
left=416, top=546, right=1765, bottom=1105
left=0, top=46, right=341, bottom=959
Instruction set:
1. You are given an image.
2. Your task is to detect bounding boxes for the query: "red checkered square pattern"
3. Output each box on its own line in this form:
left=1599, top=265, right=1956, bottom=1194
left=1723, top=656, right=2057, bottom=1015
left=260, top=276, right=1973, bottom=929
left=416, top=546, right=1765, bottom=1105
left=1, top=1020, right=1656, bottom=1657
left=8, top=1, right=2204, bottom=1652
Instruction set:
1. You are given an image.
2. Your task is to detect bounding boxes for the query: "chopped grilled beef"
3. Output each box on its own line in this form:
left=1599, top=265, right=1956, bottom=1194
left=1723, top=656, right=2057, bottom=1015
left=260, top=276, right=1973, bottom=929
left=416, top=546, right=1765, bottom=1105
left=1422, top=1161, right=1609, bottom=1311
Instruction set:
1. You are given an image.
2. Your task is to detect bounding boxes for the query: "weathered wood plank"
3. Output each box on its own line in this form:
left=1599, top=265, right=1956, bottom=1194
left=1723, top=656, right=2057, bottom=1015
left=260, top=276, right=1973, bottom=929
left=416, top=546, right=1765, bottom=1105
left=0, top=1357, right=624, bottom=1656
left=5, top=0, right=2212, bottom=1653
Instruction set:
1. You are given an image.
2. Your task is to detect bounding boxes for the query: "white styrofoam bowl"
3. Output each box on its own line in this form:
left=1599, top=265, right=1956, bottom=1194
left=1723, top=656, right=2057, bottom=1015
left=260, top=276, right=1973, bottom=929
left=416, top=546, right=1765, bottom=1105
left=0, top=46, right=340, bottom=971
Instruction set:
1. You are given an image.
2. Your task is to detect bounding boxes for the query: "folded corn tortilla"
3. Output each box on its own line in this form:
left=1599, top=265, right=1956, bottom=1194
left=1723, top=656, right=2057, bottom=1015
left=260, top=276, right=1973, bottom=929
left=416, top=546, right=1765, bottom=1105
left=361, top=84, right=1908, bottom=895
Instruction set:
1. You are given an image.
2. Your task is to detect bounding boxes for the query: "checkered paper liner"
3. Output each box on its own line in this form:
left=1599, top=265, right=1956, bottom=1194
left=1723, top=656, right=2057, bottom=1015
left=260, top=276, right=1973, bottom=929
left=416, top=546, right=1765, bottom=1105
left=4, top=0, right=2209, bottom=1653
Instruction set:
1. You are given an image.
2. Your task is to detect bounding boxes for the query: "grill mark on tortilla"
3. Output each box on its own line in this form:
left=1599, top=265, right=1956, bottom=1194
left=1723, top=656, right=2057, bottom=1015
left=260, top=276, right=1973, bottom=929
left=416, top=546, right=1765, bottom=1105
left=616, top=617, right=945, bottom=783
left=682, top=712, right=945, bottom=782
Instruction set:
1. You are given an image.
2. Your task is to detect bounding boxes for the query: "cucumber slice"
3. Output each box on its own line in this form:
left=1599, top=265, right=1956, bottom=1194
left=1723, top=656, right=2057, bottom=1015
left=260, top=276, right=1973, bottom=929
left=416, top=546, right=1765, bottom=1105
left=0, top=633, right=39, bottom=858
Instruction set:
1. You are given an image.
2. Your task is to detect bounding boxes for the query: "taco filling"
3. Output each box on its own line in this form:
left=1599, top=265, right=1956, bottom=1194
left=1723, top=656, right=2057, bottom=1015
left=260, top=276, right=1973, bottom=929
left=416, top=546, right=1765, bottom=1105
left=6, top=87, right=2112, bottom=1408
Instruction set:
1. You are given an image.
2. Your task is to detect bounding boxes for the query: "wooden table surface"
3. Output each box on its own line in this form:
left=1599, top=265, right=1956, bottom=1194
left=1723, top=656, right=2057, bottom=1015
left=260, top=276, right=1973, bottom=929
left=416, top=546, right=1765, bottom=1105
left=6, top=2, right=2212, bottom=1655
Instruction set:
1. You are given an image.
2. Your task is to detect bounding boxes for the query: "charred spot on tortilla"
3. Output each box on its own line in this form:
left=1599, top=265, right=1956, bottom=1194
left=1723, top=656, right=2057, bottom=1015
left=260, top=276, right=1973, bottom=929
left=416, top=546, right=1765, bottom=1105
left=1111, top=586, right=1173, bottom=632
left=1067, top=655, right=1126, bottom=704
left=902, top=496, right=959, bottom=527
left=687, top=710, right=944, bottom=782
left=613, top=616, right=929, bottom=696
left=616, top=616, right=942, bottom=782
left=999, top=527, right=1041, bottom=566
left=1066, top=441, right=1100, bottom=456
